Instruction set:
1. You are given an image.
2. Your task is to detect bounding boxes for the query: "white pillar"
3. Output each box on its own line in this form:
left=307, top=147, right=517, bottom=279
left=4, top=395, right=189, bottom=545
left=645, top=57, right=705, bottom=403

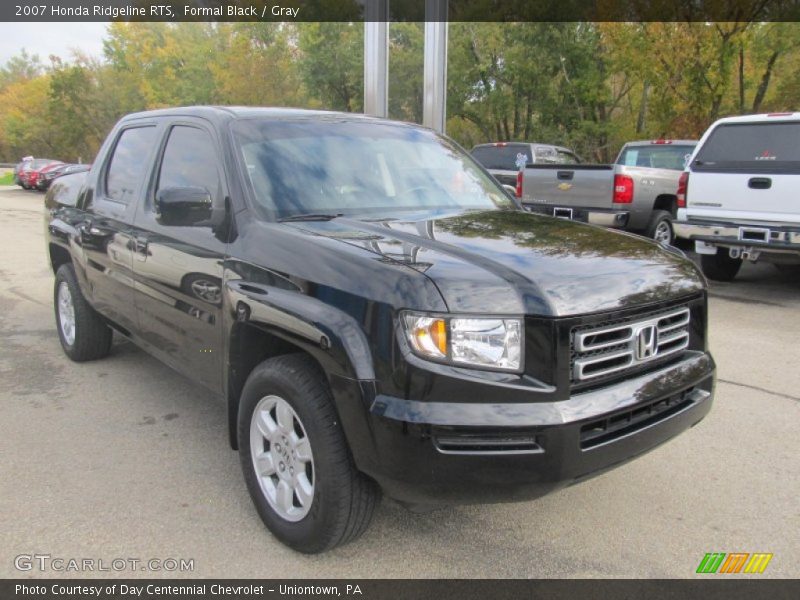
left=363, top=1, right=389, bottom=118
left=423, top=0, right=448, bottom=133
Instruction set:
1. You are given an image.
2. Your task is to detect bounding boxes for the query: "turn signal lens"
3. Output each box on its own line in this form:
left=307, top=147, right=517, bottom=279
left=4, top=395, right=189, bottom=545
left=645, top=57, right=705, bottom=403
left=404, top=315, right=447, bottom=358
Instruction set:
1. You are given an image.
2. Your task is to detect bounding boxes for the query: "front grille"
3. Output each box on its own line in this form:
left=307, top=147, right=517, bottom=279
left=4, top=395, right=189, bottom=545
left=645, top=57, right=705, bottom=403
left=579, top=387, right=697, bottom=449
left=571, top=307, right=691, bottom=384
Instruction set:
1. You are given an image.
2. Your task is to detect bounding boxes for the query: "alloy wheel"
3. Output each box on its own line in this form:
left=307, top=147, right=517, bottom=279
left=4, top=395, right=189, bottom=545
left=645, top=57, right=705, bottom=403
left=654, top=220, right=673, bottom=245
left=57, top=281, right=76, bottom=346
left=249, top=395, right=315, bottom=522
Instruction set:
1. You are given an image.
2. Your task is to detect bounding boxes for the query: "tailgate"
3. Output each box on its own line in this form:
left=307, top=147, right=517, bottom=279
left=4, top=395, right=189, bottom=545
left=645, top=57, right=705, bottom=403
left=522, top=165, right=614, bottom=209
left=687, top=172, right=800, bottom=224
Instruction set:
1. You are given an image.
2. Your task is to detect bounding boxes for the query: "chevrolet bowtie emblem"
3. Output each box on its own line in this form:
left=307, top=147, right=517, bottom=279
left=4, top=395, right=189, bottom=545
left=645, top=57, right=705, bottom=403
left=557, top=182, right=572, bottom=191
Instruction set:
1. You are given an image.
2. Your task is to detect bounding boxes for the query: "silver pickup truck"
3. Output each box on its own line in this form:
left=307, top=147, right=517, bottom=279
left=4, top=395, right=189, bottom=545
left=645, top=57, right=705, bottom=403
left=517, top=140, right=697, bottom=245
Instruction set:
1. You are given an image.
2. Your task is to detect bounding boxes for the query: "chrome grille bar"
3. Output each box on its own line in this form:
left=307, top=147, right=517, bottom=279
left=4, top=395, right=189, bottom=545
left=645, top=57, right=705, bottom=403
left=573, top=307, right=691, bottom=382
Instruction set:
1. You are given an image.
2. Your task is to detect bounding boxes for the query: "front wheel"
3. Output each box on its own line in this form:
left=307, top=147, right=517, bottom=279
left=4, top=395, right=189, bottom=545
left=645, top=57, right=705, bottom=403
left=54, top=264, right=113, bottom=361
left=700, top=249, right=742, bottom=282
left=238, top=354, right=380, bottom=553
left=646, top=210, right=674, bottom=246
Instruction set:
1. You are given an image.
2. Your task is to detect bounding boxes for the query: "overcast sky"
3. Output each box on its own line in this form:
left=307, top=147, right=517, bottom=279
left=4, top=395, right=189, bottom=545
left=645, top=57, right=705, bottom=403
left=0, top=23, right=108, bottom=66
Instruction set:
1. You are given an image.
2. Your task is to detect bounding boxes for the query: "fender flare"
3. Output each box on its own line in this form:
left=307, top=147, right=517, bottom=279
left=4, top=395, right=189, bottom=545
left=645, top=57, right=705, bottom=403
left=225, top=280, right=379, bottom=455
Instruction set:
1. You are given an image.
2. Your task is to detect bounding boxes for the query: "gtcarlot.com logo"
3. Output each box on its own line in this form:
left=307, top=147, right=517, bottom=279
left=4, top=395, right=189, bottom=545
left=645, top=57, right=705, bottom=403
left=14, top=554, right=194, bottom=573
left=696, top=552, right=773, bottom=574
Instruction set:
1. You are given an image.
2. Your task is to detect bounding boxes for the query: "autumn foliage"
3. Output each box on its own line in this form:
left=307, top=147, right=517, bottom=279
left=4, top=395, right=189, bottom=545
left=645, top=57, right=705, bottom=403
left=1, top=22, right=798, bottom=164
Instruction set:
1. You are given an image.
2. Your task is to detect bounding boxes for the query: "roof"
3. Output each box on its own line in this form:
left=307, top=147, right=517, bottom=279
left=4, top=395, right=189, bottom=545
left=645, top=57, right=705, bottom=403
left=471, top=141, right=574, bottom=152
left=623, top=139, right=697, bottom=147
left=712, top=112, right=800, bottom=125
left=121, top=105, right=390, bottom=125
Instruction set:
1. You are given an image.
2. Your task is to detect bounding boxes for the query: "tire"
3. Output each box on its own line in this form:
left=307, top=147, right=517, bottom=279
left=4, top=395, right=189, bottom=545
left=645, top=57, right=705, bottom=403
left=700, top=249, right=742, bottom=282
left=645, top=210, right=674, bottom=245
left=54, top=264, right=113, bottom=361
left=238, top=354, right=379, bottom=553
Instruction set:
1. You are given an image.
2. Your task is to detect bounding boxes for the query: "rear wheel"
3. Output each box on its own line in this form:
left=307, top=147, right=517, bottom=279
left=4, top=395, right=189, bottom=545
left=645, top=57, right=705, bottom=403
left=54, top=264, right=113, bottom=361
left=645, top=210, right=674, bottom=246
left=238, top=354, right=380, bottom=553
left=700, top=249, right=742, bottom=282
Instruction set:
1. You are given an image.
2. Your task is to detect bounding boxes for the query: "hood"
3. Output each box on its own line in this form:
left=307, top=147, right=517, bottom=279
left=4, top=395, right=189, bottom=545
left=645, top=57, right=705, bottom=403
left=288, top=209, right=705, bottom=317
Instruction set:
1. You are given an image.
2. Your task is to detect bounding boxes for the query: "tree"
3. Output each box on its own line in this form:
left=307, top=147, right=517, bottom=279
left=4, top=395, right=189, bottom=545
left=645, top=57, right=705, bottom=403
left=211, top=23, right=305, bottom=107
left=389, top=22, right=424, bottom=123
left=297, top=23, right=363, bottom=112
left=0, top=75, right=54, bottom=160
left=0, top=49, right=43, bottom=88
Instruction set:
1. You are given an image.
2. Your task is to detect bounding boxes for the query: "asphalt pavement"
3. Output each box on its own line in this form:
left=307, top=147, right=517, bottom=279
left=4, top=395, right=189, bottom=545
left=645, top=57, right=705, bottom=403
left=1, top=186, right=797, bottom=578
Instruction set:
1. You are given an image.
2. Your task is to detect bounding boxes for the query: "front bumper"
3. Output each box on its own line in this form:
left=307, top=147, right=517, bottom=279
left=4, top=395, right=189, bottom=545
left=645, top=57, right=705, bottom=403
left=674, top=219, right=800, bottom=256
left=354, top=352, right=714, bottom=505
left=523, top=203, right=629, bottom=228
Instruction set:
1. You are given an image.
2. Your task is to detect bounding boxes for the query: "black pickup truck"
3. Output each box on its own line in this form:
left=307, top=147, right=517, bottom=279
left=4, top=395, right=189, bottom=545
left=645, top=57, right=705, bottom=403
left=45, top=107, right=715, bottom=553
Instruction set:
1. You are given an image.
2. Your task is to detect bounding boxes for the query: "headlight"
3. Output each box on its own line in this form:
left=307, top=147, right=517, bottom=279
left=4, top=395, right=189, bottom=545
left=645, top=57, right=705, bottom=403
left=402, top=312, right=522, bottom=371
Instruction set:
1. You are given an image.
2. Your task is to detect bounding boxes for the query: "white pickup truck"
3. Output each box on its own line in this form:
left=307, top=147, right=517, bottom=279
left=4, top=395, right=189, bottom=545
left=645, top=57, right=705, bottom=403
left=674, top=113, right=800, bottom=281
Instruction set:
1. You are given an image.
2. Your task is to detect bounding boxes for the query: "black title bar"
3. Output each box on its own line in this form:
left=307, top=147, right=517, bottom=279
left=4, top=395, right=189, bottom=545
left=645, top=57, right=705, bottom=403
left=3, top=0, right=800, bottom=22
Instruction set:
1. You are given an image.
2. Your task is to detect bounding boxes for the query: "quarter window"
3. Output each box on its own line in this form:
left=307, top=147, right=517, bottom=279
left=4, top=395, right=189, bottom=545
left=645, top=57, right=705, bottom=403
left=105, top=126, right=157, bottom=204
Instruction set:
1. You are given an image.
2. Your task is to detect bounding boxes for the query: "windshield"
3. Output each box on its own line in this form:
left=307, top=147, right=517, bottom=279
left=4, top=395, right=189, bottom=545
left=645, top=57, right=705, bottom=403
left=233, top=119, right=514, bottom=219
left=617, top=144, right=696, bottom=170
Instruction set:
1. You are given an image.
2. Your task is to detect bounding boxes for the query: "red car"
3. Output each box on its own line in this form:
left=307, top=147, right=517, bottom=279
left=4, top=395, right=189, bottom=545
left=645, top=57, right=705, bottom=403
left=20, top=159, right=62, bottom=190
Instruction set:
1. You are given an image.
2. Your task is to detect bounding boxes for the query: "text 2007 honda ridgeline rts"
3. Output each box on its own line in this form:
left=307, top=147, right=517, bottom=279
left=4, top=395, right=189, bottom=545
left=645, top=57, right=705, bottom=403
left=44, top=107, right=715, bottom=553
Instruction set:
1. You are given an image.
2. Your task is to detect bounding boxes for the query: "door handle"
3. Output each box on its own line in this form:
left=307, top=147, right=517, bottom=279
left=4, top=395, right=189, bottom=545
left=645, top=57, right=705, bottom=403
left=557, top=171, right=574, bottom=180
left=134, top=236, right=149, bottom=260
left=748, top=177, right=771, bottom=189
left=227, top=280, right=269, bottom=297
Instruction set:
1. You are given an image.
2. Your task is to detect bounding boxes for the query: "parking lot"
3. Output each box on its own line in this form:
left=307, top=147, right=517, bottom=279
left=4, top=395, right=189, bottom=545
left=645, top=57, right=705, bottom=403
left=0, top=185, right=798, bottom=578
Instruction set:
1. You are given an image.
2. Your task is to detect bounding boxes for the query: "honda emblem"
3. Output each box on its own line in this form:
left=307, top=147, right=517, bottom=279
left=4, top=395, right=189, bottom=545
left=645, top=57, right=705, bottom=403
left=635, top=325, right=658, bottom=361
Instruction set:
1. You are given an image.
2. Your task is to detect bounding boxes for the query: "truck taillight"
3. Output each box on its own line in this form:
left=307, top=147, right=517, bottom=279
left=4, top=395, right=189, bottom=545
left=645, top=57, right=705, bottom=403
left=677, top=171, right=689, bottom=208
left=515, top=170, right=523, bottom=198
left=613, top=174, right=634, bottom=204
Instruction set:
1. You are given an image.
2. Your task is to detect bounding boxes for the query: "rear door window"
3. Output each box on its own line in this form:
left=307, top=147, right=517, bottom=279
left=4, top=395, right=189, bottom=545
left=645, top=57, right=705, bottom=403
left=692, top=122, right=800, bottom=173
left=105, top=126, right=157, bottom=204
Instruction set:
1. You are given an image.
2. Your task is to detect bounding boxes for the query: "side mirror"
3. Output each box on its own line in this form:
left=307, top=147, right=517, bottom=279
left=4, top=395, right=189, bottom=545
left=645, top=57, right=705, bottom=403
left=155, top=186, right=212, bottom=226
left=502, top=184, right=517, bottom=196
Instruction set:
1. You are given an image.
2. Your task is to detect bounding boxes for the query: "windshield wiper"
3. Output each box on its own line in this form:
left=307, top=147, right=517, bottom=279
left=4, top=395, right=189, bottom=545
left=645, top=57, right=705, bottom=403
left=278, top=212, right=344, bottom=222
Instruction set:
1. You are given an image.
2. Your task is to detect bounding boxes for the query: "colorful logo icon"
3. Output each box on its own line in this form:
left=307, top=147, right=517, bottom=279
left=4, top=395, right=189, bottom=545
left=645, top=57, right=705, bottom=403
left=696, top=552, right=773, bottom=574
